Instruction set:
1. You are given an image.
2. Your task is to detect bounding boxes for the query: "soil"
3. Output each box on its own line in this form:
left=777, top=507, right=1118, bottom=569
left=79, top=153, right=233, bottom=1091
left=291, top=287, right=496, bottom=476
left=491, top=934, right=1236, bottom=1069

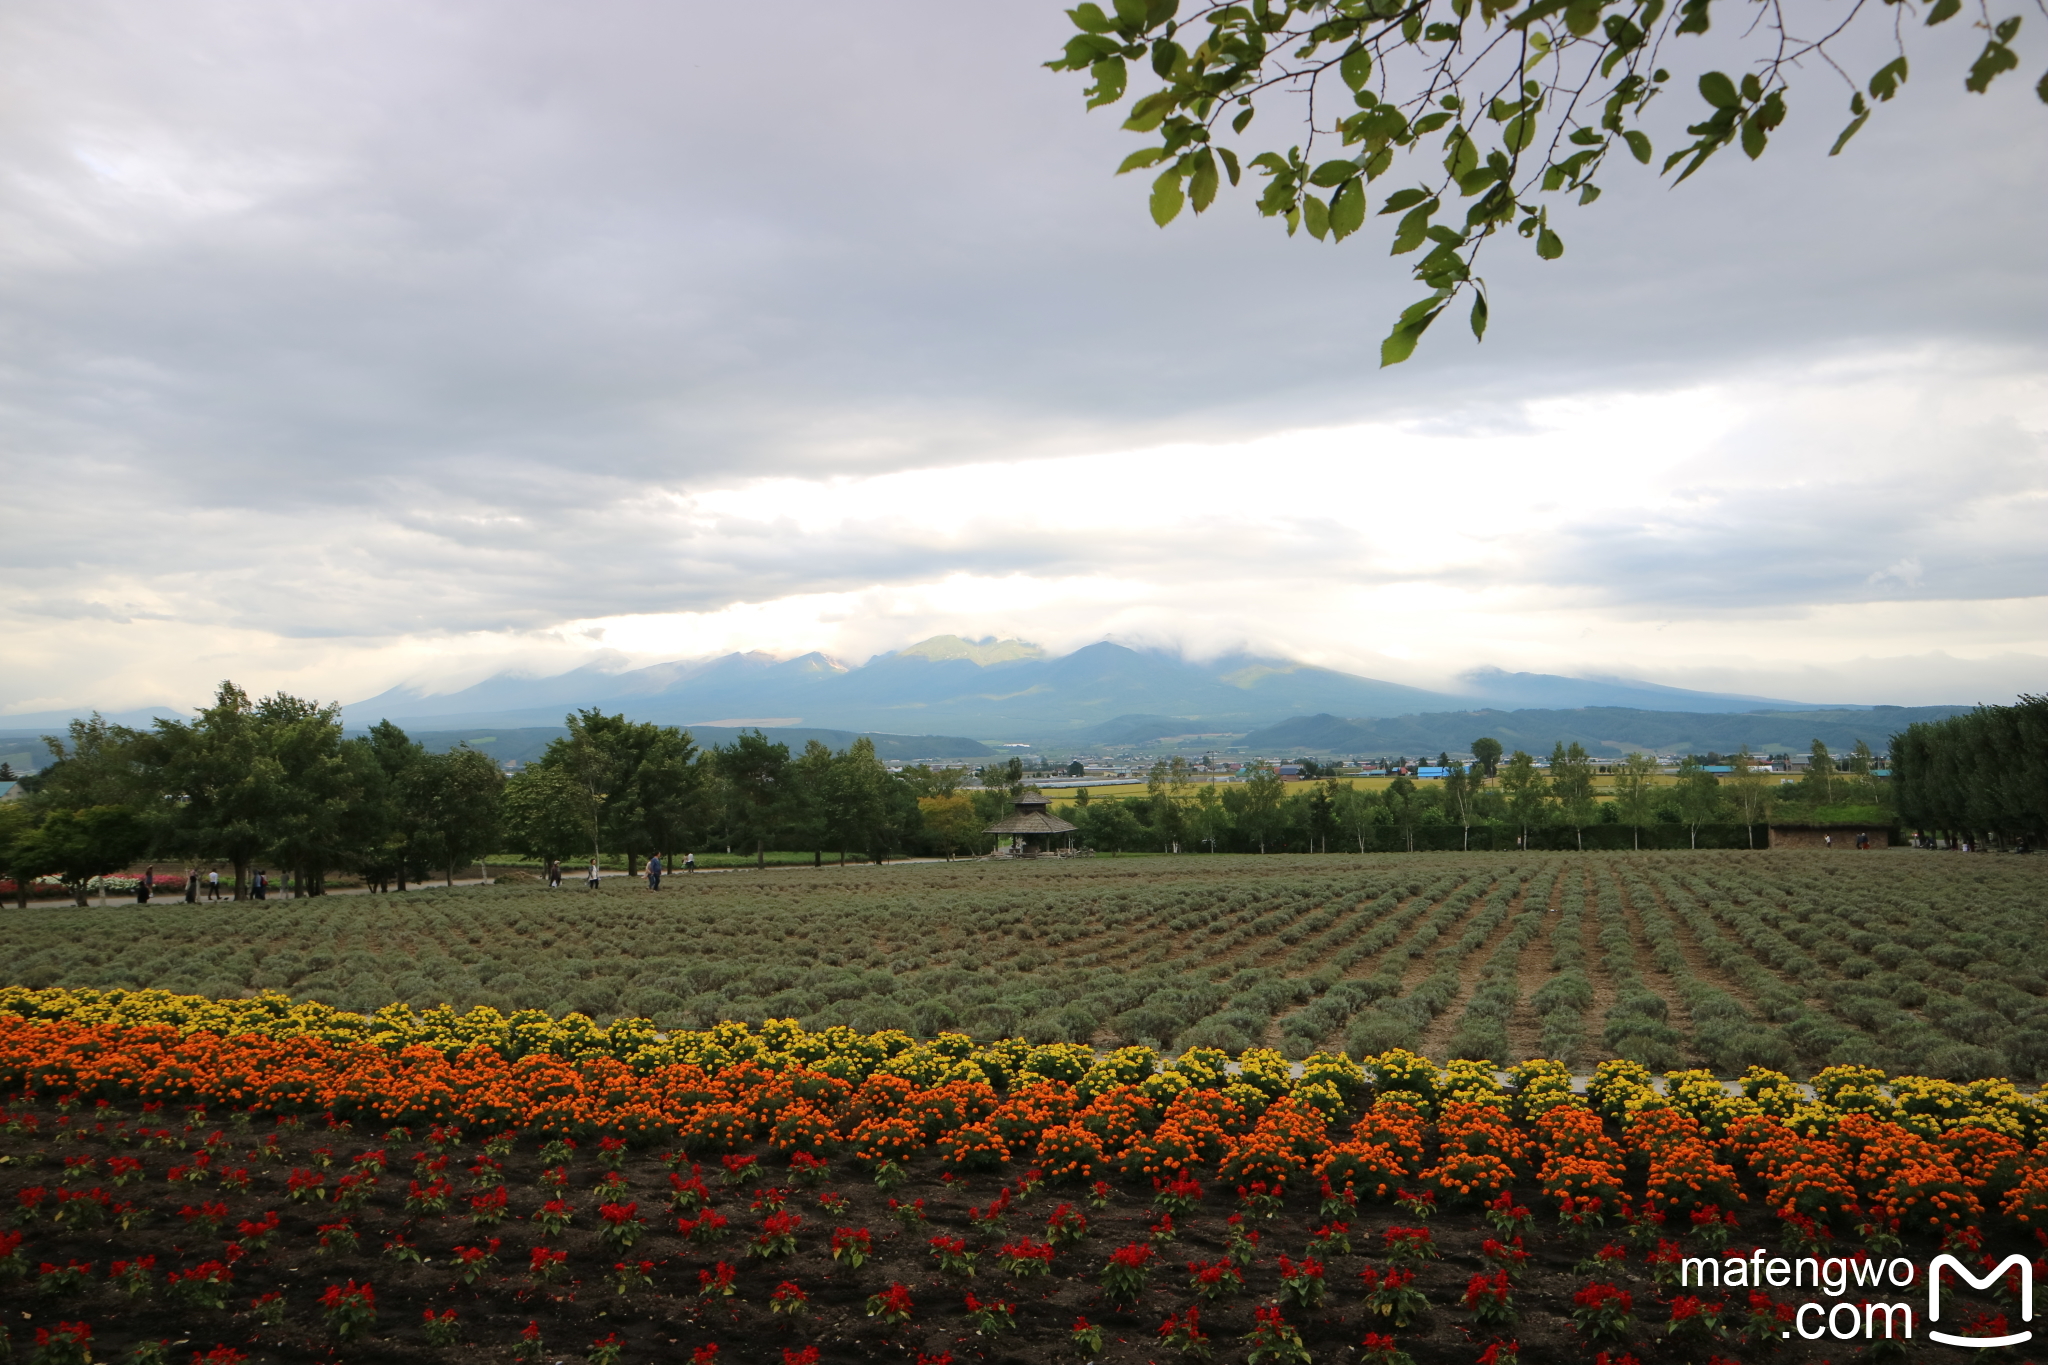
left=3, top=1099, right=2024, bottom=1365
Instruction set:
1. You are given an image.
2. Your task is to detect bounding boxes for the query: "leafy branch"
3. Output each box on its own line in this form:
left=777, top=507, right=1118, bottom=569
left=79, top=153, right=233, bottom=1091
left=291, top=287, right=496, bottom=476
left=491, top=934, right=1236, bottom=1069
left=1047, top=0, right=2045, bottom=364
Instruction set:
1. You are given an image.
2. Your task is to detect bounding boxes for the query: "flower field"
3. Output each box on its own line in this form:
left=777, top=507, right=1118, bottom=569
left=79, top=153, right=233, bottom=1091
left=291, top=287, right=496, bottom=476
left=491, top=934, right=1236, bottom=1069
left=1, top=991, right=2045, bottom=1362
left=0, top=852, right=2042, bottom=1082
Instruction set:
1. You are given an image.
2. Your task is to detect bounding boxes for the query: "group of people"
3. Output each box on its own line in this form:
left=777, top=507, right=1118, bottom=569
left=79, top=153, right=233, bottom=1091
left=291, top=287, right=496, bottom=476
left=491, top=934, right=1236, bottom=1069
left=542, top=853, right=694, bottom=889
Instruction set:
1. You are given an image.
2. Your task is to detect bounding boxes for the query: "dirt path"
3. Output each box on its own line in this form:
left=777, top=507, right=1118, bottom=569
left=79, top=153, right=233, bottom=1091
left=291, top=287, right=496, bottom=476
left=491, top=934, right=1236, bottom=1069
left=1604, top=862, right=1693, bottom=1041
left=1504, top=863, right=1574, bottom=1061
left=1578, top=868, right=1622, bottom=1066
left=1414, top=862, right=1555, bottom=1058
left=1638, top=868, right=1768, bottom=1017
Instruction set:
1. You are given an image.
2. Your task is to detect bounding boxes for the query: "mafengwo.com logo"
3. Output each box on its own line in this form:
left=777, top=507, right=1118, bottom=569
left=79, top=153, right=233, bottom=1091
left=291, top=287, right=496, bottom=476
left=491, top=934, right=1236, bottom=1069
left=1681, top=1250, right=2034, bottom=1347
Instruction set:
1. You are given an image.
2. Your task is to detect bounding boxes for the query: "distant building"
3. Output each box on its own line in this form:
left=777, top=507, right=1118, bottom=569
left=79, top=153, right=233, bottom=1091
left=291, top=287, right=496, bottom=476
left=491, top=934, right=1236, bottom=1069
left=1415, top=766, right=1450, bottom=778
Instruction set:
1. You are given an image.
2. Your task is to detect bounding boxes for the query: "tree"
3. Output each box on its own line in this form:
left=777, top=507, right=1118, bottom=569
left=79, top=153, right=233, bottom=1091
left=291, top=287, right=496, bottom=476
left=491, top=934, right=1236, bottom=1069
left=1673, top=755, right=1725, bottom=848
left=29, top=805, right=150, bottom=906
left=714, top=730, right=792, bottom=869
left=1441, top=760, right=1475, bottom=850
left=1498, top=750, right=1547, bottom=846
left=1047, top=0, right=2043, bottom=365
left=1238, top=760, right=1286, bottom=853
left=1147, top=755, right=1194, bottom=851
left=0, top=802, right=51, bottom=908
left=1803, top=739, right=1837, bottom=805
left=1722, top=745, right=1776, bottom=844
left=1548, top=741, right=1597, bottom=850
left=897, top=764, right=966, bottom=799
left=1067, top=760, right=1086, bottom=777
left=406, top=747, right=503, bottom=886
left=979, top=757, right=1026, bottom=799
left=502, top=763, right=587, bottom=869
left=827, top=738, right=908, bottom=864
left=1613, top=751, right=1661, bottom=849
left=1470, top=737, right=1504, bottom=780
left=919, top=794, right=985, bottom=859
left=142, top=682, right=292, bottom=900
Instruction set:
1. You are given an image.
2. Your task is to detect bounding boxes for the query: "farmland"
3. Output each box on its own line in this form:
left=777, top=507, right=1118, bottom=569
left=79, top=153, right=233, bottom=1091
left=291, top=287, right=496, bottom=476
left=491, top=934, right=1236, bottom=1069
left=0, top=851, right=2043, bottom=1084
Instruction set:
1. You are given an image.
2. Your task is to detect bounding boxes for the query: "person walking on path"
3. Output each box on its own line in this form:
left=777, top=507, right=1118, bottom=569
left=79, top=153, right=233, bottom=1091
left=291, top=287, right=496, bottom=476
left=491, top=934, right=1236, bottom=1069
left=683, top=852, right=694, bottom=873
left=646, top=854, right=662, bottom=891
left=586, top=858, right=600, bottom=890
left=185, top=867, right=198, bottom=904
left=137, top=866, right=153, bottom=905
left=546, top=858, right=561, bottom=889
left=253, top=870, right=268, bottom=900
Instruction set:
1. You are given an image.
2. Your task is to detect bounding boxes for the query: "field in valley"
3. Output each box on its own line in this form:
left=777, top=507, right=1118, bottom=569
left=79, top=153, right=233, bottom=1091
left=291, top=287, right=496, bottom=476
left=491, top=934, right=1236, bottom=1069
left=2, top=850, right=2042, bottom=1084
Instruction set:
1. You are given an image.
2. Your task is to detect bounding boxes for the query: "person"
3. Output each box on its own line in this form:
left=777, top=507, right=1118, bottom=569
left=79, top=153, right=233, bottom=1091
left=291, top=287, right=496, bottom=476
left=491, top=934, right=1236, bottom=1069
left=683, top=852, right=695, bottom=873
left=207, top=869, right=221, bottom=901
left=136, top=866, right=153, bottom=905
left=253, top=870, right=267, bottom=901
left=646, top=853, right=661, bottom=891
left=185, top=867, right=198, bottom=904
left=547, top=858, right=561, bottom=889
left=586, top=858, right=600, bottom=890
left=1857, top=831, right=1869, bottom=850
left=1823, top=834, right=1832, bottom=849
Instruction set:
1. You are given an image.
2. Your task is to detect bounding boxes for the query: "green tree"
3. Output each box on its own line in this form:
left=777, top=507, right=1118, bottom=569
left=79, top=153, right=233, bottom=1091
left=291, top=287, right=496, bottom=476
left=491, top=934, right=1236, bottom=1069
left=1238, top=760, right=1286, bottom=853
left=1381, top=771, right=1420, bottom=851
left=0, top=802, right=51, bottom=908
left=1803, top=739, right=1837, bottom=805
left=1721, top=745, right=1777, bottom=844
left=1548, top=741, right=1598, bottom=850
left=501, top=763, right=588, bottom=869
left=1498, top=750, right=1547, bottom=847
left=1613, top=752, right=1661, bottom=850
left=28, top=805, right=150, bottom=906
left=1441, top=760, right=1476, bottom=850
left=1047, top=0, right=2041, bottom=364
left=405, top=747, right=503, bottom=886
left=919, top=793, right=985, bottom=859
left=1470, top=737, right=1503, bottom=780
left=714, top=730, right=792, bottom=869
left=1146, top=755, right=1194, bottom=852
left=142, top=682, right=292, bottom=899
left=827, top=737, right=909, bottom=864
left=897, top=764, right=966, bottom=798
left=1674, top=755, right=1726, bottom=848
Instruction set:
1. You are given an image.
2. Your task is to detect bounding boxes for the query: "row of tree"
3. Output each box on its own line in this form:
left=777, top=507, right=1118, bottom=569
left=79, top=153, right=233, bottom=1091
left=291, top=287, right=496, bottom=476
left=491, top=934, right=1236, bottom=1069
left=0, top=684, right=503, bottom=904
left=0, top=684, right=938, bottom=905
left=1892, top=696, right=2047, bottom=845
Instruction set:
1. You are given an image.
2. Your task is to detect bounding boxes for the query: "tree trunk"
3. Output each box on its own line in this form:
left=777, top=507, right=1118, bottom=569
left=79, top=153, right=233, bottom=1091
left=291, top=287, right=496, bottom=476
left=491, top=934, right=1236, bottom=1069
left=756, top=840, right=765, bottom=870
left=814, top=850, right=821, bottom=868
left=234, top=858, right=249, bottom=901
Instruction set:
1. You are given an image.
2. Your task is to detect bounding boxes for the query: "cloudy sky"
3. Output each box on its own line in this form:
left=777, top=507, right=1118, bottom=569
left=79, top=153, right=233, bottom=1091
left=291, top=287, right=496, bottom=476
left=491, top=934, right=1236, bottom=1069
left=4, top=0, right=2044, bottom=719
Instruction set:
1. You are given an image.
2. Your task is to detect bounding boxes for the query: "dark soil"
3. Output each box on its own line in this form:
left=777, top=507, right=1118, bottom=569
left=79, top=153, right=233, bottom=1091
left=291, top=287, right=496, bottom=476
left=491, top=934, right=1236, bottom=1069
left=1, top=1100, right=2030, bottom=1364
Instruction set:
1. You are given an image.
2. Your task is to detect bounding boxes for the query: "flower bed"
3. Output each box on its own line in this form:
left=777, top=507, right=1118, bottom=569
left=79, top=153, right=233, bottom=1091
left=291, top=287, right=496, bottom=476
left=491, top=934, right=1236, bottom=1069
left=0, top=990, right=2042, bottom=1360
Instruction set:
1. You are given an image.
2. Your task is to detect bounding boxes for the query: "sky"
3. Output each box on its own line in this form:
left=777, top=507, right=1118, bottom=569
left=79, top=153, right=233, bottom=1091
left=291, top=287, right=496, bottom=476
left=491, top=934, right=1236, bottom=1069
left=3, top=0, right=2045, bottom=719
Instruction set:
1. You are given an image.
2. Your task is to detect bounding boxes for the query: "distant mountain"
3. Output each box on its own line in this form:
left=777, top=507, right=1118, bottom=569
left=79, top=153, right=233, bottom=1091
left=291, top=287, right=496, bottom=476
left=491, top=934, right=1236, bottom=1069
left=1453, top=668, right=1845, bottom=713
left=341, top=635, right=1913, bottom=743
left=1239, top=706, right=1972, bottom=758
left=0, top=705, right=188, bottom=734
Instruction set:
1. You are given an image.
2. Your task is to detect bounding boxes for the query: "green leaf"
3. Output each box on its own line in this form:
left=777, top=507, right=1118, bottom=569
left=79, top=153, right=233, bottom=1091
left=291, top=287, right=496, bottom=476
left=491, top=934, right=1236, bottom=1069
left=1503, top=112, right=1535, bottom=151
left=1302, top=193, right=1332, bottom=240
left=1390, top=198, right=1439, bottom=253
left=1740, top=112, right=1766, bottom=158
left=1994, top=14, right=2020, bottom=40
left=1330, top=178, right=1367, bottom=239
left=1622, top=129, right=1652, bottom=162
left=1189, top=150, right=1220, bottom=212
left=1469, top=290, right=1489, bottom=340
left=1218, top=147, right=1242, bottom=185
left=1829, top=109, right=1871, bottom=155
left=1112, top=0, right=1151, bottom=29
left=1739, top=72, right=1763, bottom=102
left=1698, top=71, right=1740, bottom=108
left=1924, top=0, right=1960, bottom=23
left=1149, top=169, right=1186, bottom=226
left=1380, top=296, right=1447, bottom=366
left=1232, top=105, right=1257, bottom=133
left=1068, top=3, right=1116, bottom=34
left=1868, top=57, right=1908, bottom=101
left=1577, top=182, right=1601, bottom=204
left=1116, top=147, right=1170, bottom=174
left=1564, top=0, right=1601, bottom=36
left=1086, top=56, right=1129, bottom=109
left=1966, top=39, right=2020, bottom=92
left=1340, top=44, right=1373, bottom=91
left=2038, top=67, right=2048, bottom=103
left=1536, top=226, right=1563, bottom=258
left=1310, top=159, right=1359, bottom=187
left=1122, top=89, right=1175, bottom=130
left=1379, top=187, right=1430, bottom=213
left=1413, top=111, right=1454, bottom=134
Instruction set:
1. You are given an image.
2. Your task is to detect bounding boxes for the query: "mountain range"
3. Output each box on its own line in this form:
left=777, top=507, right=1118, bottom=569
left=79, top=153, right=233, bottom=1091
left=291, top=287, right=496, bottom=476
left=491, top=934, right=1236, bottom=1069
left=332, top=635, right=1893, bottom=743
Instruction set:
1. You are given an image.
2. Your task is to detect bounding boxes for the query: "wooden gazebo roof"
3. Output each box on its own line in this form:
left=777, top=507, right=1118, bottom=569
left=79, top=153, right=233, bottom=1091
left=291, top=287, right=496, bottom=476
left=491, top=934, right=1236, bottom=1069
left=984, top=795, right=1078, bottom=836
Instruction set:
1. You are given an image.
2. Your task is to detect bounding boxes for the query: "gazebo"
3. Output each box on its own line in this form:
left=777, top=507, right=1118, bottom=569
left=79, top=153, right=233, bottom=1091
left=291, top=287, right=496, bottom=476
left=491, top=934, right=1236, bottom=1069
left=984, top=794, right=1079, bottom=857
